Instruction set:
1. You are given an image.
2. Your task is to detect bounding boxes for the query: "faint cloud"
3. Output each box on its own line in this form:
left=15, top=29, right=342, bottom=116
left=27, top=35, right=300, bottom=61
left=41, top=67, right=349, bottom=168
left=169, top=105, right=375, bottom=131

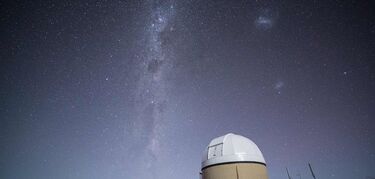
left=255, top=8, right=279, bottom=30
left=255, top=16, right=274, bottom=30
left=274, top=81, right=284, bottom=90
left=274, top=81, right=285, bottom=95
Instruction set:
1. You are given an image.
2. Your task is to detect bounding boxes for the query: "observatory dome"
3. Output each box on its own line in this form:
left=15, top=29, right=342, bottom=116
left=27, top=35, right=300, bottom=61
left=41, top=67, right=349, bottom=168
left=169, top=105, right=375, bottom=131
left=201, top=133, right=266, bottom=169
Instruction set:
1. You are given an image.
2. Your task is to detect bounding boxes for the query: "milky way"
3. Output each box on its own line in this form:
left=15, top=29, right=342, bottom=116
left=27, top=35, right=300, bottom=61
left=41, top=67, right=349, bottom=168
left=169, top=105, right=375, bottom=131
left=132, top=0, right=176, bottom=177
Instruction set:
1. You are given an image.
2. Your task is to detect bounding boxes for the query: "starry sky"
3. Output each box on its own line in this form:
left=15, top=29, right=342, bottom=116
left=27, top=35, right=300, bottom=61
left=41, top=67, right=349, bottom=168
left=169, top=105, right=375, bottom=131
left=1, top=0, right=375, bottom=179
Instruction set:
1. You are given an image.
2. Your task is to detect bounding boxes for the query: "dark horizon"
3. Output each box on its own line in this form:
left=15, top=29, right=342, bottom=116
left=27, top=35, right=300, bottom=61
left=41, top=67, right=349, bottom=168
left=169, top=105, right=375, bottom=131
left=1, top=0, right=374, bottom=179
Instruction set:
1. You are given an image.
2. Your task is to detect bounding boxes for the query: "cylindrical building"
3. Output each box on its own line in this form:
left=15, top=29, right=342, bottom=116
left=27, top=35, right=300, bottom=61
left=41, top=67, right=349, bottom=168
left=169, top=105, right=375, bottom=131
left=201, top=133, right=268, bottom=179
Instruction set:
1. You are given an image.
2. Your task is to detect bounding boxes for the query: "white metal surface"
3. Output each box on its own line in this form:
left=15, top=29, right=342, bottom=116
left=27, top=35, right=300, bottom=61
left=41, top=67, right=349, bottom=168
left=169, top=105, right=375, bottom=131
left=201, top=133, right=266, bottom=169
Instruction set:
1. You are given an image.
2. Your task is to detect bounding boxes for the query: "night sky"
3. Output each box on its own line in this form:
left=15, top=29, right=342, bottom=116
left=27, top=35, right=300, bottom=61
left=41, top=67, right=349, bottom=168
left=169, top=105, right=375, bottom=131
left=1, top=0, right=375, bottom=179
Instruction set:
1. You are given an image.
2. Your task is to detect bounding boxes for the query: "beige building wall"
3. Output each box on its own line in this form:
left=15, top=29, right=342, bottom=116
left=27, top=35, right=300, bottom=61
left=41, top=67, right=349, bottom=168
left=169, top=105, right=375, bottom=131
left=201, top=163, right=268, bottom=179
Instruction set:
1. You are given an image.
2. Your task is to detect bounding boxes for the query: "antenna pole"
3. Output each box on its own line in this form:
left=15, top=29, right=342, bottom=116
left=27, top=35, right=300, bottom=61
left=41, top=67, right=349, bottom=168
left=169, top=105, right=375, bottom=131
left=286, top=167, right=292, bottom=179
left=308, top=163, right=316, bottom=179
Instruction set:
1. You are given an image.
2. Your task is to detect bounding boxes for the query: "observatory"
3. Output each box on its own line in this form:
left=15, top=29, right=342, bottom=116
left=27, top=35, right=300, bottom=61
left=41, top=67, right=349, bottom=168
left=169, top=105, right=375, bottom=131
left=201, top=133, right=268, bottom=179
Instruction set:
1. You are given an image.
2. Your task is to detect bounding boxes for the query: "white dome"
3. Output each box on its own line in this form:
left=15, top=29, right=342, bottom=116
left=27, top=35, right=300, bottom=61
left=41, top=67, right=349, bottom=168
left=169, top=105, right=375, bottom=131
left=201, top=133, right=266, bottom=169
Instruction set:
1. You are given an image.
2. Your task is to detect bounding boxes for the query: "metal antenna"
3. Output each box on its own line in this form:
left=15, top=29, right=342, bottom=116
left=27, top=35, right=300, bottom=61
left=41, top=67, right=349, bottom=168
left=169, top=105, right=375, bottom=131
left=308, top=163, right=316, bottom=179
left=286, top=167, right=292, bottom=179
